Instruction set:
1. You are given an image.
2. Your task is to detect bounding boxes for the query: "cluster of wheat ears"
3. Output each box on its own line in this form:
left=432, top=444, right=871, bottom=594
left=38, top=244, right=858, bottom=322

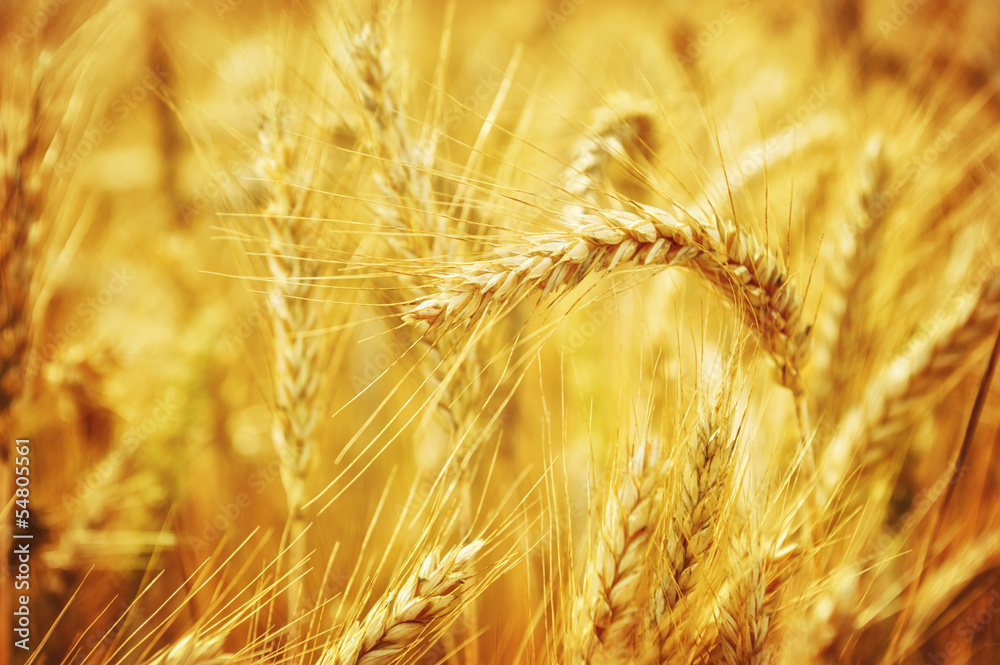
left=3, top=0, right=1000, bottom=663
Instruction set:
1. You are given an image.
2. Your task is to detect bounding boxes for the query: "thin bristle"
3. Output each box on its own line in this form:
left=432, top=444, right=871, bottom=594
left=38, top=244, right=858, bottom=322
left=143, top=633, right=229, bottom=665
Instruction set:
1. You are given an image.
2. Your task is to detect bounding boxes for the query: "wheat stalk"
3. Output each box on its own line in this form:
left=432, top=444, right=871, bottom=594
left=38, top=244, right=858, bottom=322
left=717, top=535, right=773, bottom=665
left=570, top=437, right=665, bottom=663
left=648, top=372, right=739, bottom=658
left=820, top=268, right=1000, bottom=504
left=810, top=135, right=890, bottom=410
left=320, top=541, right=485, bottom=665
left=562, top=94, right=657, bottom=216
left=142, top=633, right=230, bottom=665
left=406, top=202, right=807, bottom=390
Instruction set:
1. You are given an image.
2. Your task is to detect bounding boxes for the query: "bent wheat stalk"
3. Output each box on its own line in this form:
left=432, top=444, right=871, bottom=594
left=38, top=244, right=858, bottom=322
left=406, top=202, right=807, bottom=391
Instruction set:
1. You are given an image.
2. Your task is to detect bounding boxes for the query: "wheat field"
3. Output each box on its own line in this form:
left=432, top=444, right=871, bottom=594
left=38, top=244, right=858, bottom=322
left=3, top=0, right=1000, bottom=663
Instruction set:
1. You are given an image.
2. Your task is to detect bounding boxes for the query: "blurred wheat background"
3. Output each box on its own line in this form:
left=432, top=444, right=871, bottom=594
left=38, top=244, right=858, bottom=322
left=3, top=0, right=1000, bottom=663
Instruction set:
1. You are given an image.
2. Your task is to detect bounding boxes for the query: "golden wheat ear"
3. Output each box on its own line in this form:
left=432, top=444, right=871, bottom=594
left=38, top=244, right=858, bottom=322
left=561, top=93, right=659, bottom=217
left=819, top=268, right=1000, bottom=508
left=569, top=436, right=666, bottom=663
left=646, top=358, right=742, bottom=661
left=405, top=201, right=807, bottom=391
left=320, top=540, right=486, bottom=665
left=716, top=533, right=774, bottom=665
left=810, top=134, right=890, bottom=413
left=337, top=19, right=442, bottom=263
